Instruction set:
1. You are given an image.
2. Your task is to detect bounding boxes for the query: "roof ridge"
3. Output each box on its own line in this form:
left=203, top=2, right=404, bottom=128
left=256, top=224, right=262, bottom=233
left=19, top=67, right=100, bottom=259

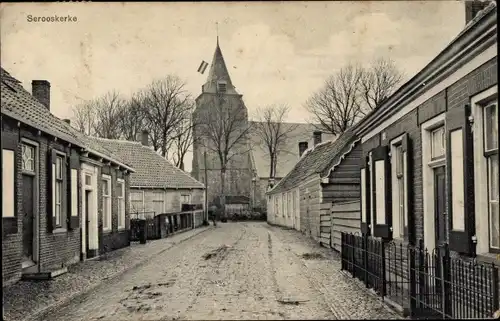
left=92, top=136, right=141, bottom=144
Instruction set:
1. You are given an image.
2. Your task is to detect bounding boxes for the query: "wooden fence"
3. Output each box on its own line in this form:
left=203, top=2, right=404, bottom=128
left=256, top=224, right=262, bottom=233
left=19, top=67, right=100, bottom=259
left=331, top=200, right=360, bottom=252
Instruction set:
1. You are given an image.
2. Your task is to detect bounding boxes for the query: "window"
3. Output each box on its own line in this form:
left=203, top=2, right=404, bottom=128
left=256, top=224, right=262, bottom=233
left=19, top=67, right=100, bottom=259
left=21, top=144, right=35, bottom=172
left=55, top=155, right=64, bottom=227
left=130, top=191, right=144, bottom=213
left=484, top=104, right=498, bottom=152
left=392, top=142, right=406, bottom=238
left=275, top=196, right=279, bottom=216
left=181, top=194, right=191, bottom=204
left=117, top=180, right=125, bottom=229
left=217, top=81, right=227, bottom=93
left=152, top=191, right=164, bottom=215
left=85, top=174, right=92, bottom=186
left=431, top=126, right=445, bottom=159
left=102, top=176, right=111, bottom=231
left=484, top=103, right=499, bottom=250
left=282, top=193, right=285, bottom=217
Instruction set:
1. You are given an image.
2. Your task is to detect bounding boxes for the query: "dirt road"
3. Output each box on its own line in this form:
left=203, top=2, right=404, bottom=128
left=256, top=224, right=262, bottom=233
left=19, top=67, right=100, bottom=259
left=42, top=222, right=400, bottom=320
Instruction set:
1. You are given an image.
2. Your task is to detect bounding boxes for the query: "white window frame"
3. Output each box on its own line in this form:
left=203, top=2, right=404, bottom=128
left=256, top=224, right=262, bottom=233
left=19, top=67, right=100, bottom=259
left=102, top=175, right=112, bottom=232
left=117, top=178, right=125, bottom=229
left=2, top=149, right=15, bottom=218
left=390, top=135, right=407, bottom=239
left=54, top=154, right=64, bottom=228
left=181, top=194, right=191, bottom=204
left=152, top=191, right=165, bottom=215
left=472, top=86, right=499, bottom=255
left=421, top=113, right=446, bottom=252
left=21, top=143, right=35, bottom=173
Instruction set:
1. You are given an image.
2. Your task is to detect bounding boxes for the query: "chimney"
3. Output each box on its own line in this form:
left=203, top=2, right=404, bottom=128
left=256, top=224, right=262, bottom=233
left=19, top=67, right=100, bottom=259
left=298, top=141, right=308, bottom=157
left=63, top=119, right=71, bottom=125
left=141, top=130, right=149, bottom=146
left=313, top=131, right=322, bottom=146
left=32, top=80, right=51, bottom=110
left=465, top=0, right=490, bottom=24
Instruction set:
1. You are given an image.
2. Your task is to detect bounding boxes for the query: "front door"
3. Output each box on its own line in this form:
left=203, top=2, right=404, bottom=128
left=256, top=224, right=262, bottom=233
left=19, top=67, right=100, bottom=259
left=85, top=190, right=91, bottom=258
left=434, top=166, right=447, bottom=297
left=434, top=166, right=447, bottom=249
left=22, top=174, right=35, bottom=266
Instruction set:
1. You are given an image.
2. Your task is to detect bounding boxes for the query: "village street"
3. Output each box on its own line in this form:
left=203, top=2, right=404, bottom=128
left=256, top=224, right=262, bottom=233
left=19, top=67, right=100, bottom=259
left=39, top=223, right=400, bottom=320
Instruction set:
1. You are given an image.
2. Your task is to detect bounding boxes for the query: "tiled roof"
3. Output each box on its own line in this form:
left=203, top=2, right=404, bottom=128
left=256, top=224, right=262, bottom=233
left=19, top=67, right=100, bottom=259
left=1, top=68, right=82, bottom=146
left=249, top=121, right=336, bottom=178
left=1, top=68, right=134, bottom=171
left=93, top=138, right=205, bottom=189
left=268, top=128, right=358, bottom=194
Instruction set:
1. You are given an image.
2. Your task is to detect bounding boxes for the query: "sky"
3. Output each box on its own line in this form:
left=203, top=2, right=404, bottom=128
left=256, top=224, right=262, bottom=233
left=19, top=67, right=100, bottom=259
left=1, top=1, right=467, bottom=171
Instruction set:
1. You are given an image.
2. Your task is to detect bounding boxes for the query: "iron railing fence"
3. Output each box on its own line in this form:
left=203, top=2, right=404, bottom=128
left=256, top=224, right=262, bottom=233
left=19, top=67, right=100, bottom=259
left=341, top=233, right=499, bottom=320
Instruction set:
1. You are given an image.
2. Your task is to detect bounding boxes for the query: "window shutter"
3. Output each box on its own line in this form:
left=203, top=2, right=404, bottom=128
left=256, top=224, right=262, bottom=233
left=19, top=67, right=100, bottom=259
left=360, top=155, right=371, bottom=235
left=446, top=104, right=474, bottom=255
left=68, top=151, right=80, bottom=229
left=2, top=135, right=18, bottom=237
left=372, top=145, right=392, bottom=239
left=47, top=148, right=57, bottom=232
left=401, top=133, right=414, bottom=243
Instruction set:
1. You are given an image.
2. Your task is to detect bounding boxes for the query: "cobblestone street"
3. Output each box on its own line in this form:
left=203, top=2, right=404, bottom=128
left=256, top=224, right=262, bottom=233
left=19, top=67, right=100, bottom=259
left=37, top=223, right=400, bottom=320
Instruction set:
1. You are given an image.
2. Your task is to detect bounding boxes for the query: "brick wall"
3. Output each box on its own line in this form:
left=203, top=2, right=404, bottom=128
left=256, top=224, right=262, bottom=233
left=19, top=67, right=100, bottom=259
left=2, top=118, right=81, bottom=285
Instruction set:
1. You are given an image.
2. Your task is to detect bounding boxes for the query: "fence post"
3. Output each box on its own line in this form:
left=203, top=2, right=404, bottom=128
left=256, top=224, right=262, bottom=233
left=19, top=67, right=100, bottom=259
left=418, top=239, right=425, bottom=309
left=492, top=263, right=499, bottom=315
left=409, top=243, right=417, bottom=317
left=380, top=239, right=386, bottom=298
left=442, top=243, right=452, bottom=318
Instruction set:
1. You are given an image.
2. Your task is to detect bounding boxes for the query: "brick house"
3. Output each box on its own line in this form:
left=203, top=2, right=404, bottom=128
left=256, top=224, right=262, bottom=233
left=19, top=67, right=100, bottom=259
left=341, top=1, right=498, bottom=315
left=355, top=0, right=497, bottom=262
left=1, top=68, right=135, bottom=285
left=93, top=132, right=206, bottom=230
left=65, top=131, right=135, bottom=259
left=266, top=129, right=361, bottom=243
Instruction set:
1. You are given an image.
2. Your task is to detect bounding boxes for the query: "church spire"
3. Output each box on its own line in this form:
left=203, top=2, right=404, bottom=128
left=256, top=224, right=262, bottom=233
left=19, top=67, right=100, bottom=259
left=202, top=30, right=238, bottom=95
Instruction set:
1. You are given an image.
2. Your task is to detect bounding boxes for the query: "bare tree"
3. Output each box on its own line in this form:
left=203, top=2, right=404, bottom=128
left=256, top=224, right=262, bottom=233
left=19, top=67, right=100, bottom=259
left=196, top=94, right=251, bottom=218
left=305, top=64, right=364, bottom=136
left=72, top=90, right=125, bottom=139
left=171, top=106, right=195, bottom=171
left=142, top=76, right=192, bottom=157
left=73, top=101, right=95, bottom=136
left=117, top=92, right=147, bottom=141
left=252, top=104, right=298, bottom=179
left=359, top=58, right=404, bottom=113
left=305, top=59, right=404, bottom=135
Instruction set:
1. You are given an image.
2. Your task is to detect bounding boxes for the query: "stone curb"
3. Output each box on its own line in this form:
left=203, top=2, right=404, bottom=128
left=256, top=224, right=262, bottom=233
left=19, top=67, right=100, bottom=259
left=23, top=226, right=213, bottom=321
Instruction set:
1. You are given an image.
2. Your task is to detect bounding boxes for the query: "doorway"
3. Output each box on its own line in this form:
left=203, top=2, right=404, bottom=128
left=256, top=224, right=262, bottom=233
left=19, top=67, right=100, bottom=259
left=433, top=166, right=447, bottom=295
left=22, top=174, right=36, bottom=268
left=85, top=190, right=92, bottom=259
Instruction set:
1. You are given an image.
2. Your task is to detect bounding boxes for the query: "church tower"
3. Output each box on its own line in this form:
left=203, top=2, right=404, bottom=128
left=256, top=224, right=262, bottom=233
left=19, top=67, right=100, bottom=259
left=191, top=38, right=254, bottom=207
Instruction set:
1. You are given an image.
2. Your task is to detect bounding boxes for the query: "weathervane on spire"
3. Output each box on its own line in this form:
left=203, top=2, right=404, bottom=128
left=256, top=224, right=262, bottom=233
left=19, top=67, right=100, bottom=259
left=216, top=21, right=219, bottom=45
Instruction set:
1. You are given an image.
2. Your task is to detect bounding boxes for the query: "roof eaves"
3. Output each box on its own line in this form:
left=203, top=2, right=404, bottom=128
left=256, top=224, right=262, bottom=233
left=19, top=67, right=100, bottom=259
left=321, top=138, right=361, bottom=181
left=82, top=145, right=136, bottom=173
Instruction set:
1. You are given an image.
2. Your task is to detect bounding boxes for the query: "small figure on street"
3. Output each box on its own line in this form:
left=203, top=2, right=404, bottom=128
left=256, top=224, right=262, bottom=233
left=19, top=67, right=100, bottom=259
left=210, top=204, right=218, bottom=227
